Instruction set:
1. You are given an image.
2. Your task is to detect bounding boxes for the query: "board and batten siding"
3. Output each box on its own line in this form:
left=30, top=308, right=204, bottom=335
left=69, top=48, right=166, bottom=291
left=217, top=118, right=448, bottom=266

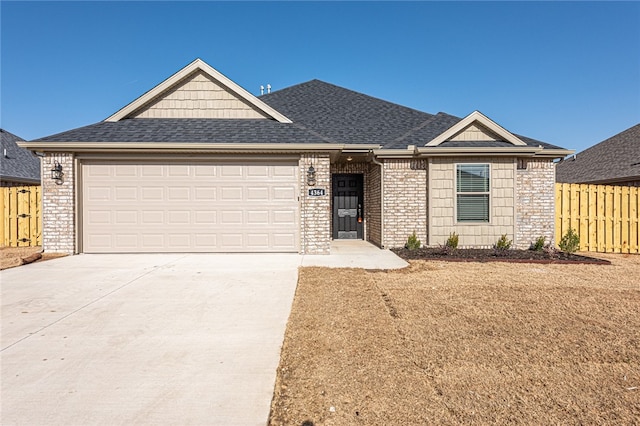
left=428, top=157, right=515, bottom=247
left=131, top=71, right=269, bottom=119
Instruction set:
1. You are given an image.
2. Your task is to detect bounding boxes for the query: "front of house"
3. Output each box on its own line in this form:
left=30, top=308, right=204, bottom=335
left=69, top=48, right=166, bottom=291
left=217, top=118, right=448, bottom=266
left=20, top=59, right=571, bottom=255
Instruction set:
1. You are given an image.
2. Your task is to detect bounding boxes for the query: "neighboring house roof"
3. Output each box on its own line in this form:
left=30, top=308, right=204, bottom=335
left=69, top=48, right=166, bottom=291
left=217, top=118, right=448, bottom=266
left=23, top=59, right=569, bottom=157
left=0, top=129, right=41, bottom=184
left=556, top=123, right=640, bottom=184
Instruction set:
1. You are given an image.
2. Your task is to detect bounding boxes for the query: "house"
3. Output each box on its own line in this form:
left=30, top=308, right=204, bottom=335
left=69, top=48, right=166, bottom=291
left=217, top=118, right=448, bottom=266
left=19, top=59, right=572, bottom=254
left=1, top=129, right=41, bottom=187
left=556, top=123, right=640, bottom=187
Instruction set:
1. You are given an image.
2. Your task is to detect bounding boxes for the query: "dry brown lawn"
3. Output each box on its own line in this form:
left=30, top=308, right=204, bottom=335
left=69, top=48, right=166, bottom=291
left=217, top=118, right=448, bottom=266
left=0, top=246, right=67, bottom=270
left=270, top=253, right=640, bottom=425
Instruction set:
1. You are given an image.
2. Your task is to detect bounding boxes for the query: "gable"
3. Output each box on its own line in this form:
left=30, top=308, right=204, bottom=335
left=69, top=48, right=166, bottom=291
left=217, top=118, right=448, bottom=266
left=128, top=70, right=270, bottom=119
left=426, top=111, right=526, bottom=147
left=106, top=58, right=291, bottom=123
left=448, top=122, right=503, bottom=142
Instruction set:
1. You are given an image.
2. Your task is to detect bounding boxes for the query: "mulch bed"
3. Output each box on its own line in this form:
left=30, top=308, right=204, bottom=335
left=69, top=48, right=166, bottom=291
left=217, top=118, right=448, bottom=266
left=392, top=247, right=611, bottom=264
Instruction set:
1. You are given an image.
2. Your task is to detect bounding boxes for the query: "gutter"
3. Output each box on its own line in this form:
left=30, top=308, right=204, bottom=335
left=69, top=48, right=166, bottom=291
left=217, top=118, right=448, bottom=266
left=414, top=146, right=575, bottom=159
left=16, top=141, right=347, bottom=153
left=415, top=146, right=543, bottom=156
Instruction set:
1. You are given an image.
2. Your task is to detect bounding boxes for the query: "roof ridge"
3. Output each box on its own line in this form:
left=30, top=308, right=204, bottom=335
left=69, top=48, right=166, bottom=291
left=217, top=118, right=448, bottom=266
left=391, top=113, right=440, bottom=146
left=290, top=122, right=338, bottom=144
left=390, top=112, right=460, bottom=146
left=263, top=79, right=434, bottom=116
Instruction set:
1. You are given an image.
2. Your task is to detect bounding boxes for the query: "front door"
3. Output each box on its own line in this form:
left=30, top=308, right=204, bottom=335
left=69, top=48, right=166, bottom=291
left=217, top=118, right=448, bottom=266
left=332, top=174, right=363, bottom=239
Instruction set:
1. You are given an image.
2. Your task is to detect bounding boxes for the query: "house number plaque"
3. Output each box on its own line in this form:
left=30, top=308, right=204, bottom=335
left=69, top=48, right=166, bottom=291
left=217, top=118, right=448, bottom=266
left=308, top=188, right=326, bottom=196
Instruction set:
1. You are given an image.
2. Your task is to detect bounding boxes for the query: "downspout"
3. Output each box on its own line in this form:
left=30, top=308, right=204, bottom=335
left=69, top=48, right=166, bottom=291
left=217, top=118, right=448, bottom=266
left=370, top=152, right=385, bottom=249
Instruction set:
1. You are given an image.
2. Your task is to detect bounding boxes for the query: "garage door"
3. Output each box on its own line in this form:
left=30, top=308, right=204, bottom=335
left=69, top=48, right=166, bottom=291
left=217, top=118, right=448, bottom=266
left=81, top=161, right=299, bottom=253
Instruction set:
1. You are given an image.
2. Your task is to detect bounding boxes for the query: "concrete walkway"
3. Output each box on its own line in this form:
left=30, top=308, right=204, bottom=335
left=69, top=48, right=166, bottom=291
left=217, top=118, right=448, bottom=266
left=1, top=245, right=406, bottom=425
left=303, top=240, right=408, bottom=269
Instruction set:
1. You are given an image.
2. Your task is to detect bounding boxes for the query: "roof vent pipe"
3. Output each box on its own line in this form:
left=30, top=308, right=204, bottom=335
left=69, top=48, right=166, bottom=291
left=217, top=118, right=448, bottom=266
left=260, top=85, right=264, bottom=95
left=3, top=148, right=7, bottom=158
left=267, top=84, right=271, bottom=94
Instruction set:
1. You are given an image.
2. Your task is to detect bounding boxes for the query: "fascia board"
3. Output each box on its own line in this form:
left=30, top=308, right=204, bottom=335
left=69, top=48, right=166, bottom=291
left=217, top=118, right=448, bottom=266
left=342, top=144, right=382, bottom=152
left=105, top=59, right=292, bottom=123
left=426, top=111, right=527, bottom=147
left=416, top=146, right=543, bottom=156
left=372, top=149, right=416, bottom=158
left=17, top=141, right=344, bottom=153
left=532, top=149, right=574, bottom=157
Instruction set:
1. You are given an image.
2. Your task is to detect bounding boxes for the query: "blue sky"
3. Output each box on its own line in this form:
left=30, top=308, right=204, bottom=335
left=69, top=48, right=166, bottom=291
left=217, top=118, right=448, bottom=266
left=1, top=1, right=639, bottom=153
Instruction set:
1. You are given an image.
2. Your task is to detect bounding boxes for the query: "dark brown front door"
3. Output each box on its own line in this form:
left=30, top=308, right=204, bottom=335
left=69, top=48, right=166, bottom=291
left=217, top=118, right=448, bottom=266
left=332, top=174, right=363, bottom=239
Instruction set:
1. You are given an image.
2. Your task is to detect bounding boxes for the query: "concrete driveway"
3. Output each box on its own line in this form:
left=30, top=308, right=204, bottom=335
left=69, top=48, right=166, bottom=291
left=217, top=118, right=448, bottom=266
left=1, top=254, right=302, bottom=426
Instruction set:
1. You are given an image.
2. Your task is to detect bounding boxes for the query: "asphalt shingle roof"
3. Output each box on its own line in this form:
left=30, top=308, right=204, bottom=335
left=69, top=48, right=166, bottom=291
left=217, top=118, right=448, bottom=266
left=0, top=129, right=40, bottom=184
left=260, top=80, right=562, bottom=150
left=260, top=80, right=435, bottom=147
left=32, top=78, right=563, bottom=151
left=556, top=123, right=640, bottom=184
left=34, top=119, right=333, bottom=144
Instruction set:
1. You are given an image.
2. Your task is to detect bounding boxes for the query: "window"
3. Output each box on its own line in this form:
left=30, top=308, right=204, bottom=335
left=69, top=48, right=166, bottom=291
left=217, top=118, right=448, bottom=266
left=456, top=164, right=490, bottom=222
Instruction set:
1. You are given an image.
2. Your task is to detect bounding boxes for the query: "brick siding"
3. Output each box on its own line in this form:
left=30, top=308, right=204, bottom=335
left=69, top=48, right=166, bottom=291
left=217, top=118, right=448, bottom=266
left=516, top=159, right=556, bottom=249
left=382, top=159, right=428, bottom=248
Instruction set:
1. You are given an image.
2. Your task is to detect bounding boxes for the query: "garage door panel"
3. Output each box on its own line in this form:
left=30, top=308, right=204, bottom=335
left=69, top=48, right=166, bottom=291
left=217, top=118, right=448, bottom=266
left=115, top=165, right=137, bottom=177
left=115, top=211, right=137, bottom=224
left=168, top=165, right=190, bottom=176
left=195, top=187, right=216, bottom=200
left=194, top=210, right=216, bottom=224
left=82, top=161, right=299, bottom=253
left=143, top=211, right=164, bottom=223
left=273, top=186, right=296, bottom=200
left=116, top=234, right=138, bottom=248
left=141, top=165, right=164, bottom=176
left=142, top=187, right=164, bottom=200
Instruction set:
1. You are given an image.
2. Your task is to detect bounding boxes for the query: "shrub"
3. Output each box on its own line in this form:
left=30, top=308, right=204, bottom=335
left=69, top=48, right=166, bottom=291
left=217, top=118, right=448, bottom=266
left=405, top=231, right=421, bottom=250
left=558, top=228, right=580, bottom=253
left=445, top=232, right=459, bottom=250
left=531, top=236, right=546, bottom=251
left=495, top=234, right=512, bottom=251
left=438, top=232, right=459, bottom=255
left=493, top=234, right=512, bottom=256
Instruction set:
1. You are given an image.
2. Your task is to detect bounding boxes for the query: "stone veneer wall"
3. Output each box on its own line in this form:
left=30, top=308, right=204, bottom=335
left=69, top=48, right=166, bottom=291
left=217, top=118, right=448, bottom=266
left=42, top=153, right=75, bottom=253
left=382, top=159, right=427, bottom=248
left=516, top=159, right=556, bottom=249
left=330, top=161, right=382, bottom=246
left=300, top=154, right=331, bottom=254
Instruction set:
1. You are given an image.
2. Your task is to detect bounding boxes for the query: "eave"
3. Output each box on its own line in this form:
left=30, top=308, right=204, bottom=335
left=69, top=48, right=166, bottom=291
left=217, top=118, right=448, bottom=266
left=415, top=146, right=573, bottom=158
left=18, top=141, right=344, bottom=153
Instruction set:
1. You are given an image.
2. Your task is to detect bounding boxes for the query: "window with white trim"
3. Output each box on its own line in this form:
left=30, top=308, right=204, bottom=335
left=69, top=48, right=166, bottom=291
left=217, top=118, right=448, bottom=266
left=456, top=164, right=490, bottom=222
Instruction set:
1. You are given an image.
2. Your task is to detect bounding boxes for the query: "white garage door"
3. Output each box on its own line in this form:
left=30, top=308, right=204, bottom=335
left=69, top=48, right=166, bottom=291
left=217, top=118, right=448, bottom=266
left=81, top=161, right=299, bottom=253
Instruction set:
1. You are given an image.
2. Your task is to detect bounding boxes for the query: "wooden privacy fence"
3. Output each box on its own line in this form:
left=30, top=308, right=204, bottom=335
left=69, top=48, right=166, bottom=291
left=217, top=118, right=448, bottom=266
left=556, top=183, right=639, bottom=253
left=1, top=185, right=42, bottom=247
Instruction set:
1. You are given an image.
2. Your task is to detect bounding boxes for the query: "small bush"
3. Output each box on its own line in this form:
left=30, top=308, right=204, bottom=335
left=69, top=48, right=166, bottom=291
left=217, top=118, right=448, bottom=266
left=531, top=236, right=546, bottom=251
left=445, top=232, right=459, bottom=250
left=405, top=231, right=421, bottom=250
left=494, top=234, right=512, bottom=251
left=558, top=228, right=580, bottom=253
